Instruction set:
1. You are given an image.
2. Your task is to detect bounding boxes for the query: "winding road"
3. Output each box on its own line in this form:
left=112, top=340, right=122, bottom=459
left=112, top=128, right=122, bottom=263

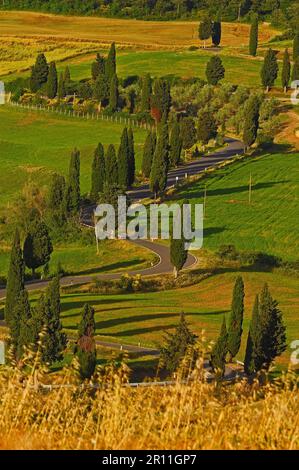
left=0, top=137, right=243, bottom=301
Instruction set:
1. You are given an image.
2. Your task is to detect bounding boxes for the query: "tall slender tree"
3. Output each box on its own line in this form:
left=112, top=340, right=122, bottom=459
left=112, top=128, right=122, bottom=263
left=109, top=74, right=119, bottom=112
left=206, top=55, right=225, bottom=85
left=281, top=48, right=291, bottom=93
left=128, top=128, right=135, bottom=187
left=197, top=110, right=218, bottom=144
left=118, top=127, right=130, bottom=189
left=140, top=74, right=152, bottom=112
left=30, top=53, right=49, bottom=92
left=65, top=148, right=81, bottom=215
left=151, top=79, right=171, bottom=122
left=170, top=234, right=188, bottom=279
left=142, top=131, right=156, bottom=178
left=198, top=16, right=212, bottom=48
left=150, top=120, right=169, bottom=199
left=249, top=14, right=259, bottom=57
left=243, top=95, right=260, bottom=151
left=211, top=317, right=228, bottom=376
left=58, top=72, right=66, bottom=100
left=5, top=229, right=25, bottom=328
left=292, top=57, right=299, bottom=82
left=15, top=289, right=34, bottom=360
left=105, top=144, right=118, bottom=185
left=46, top=61, right=58, bottom=99
left=244, top=295, right=260, bottom=375
left=105, top=42, right=116, bottom=85
left=261, top=48, right=279, bottom=92
left=90, top=143, right=105, bottom=202
left=76, top=304, right=97, bottom=380
left=227, top=276, right=245, bottom=362
left=169, top=120, right=182, bottom=167
left=293, top=33, right=299, bottom=61
left=212, top=16, right=222, bottom=47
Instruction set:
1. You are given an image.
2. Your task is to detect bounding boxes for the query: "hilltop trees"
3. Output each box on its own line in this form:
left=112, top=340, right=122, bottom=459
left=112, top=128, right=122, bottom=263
left=76, top=304, right=97, bottom=380
left=150, top=120, right=169, bottom=198
left=142, top=131, right=156, bottom=178
left=249, top=14, right=259, bottom=57
left=261, top=48, right=278, bottom=92
left=46, top=61, right=58, bottom=99
left=243, top=94, right=260, bottom=151
left=227, top=276, right=245, bottom=362
left=206, top=55, right=225, bottom=85
left=30, top=53, right=49, bottom=92
left=160, top=313, right=197, bottom=375
left=244, top=285, right=287, bottom=374
left=281, top=48, right=291, bottom=93
left=90, top=143, right=105, bottom=202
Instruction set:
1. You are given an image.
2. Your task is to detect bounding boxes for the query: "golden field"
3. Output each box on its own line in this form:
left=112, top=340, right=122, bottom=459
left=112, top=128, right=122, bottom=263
left=0, top=354, right=298, bottom=450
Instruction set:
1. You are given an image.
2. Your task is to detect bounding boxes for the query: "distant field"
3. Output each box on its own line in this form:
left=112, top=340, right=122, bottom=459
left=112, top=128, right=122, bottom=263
left=0, top=11, right=277, bottom=48
left=0, top=106, right=146, bottom=211
left=173, top=152, right=299, bottom=261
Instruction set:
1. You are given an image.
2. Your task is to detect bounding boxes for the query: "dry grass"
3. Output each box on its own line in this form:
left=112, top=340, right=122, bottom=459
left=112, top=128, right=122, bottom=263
left=0, top=347, right=298, bottom=450
left=0, top=11, right=277, bottom=49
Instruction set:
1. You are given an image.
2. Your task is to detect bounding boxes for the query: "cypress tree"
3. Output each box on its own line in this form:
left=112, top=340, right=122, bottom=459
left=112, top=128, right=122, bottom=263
left=210, top=317, right=228, bottom=376
left=206, top=55, right=225, bottom=85
left=118, top=127, right=130, bottom=189
left=46, top=61, right=58, bottom=99
left=243, top=95, right=260, bottom=151
left=197, top=110, right=218, bottom=145
left=105, top=144, right=118, bottom=185
left=128, top=128, right=135, bottom=187
left=16, top=289, right=35, bottom=360
left=227, top=276, right=245, bottom=362
left=281, top=48, right=291, bottom=93
left=198, top=16, right=212, bottom=48
left=65, top=148, right=81, bottom=215
left=5, top=229, right=25, bottom=328
left=244, top=295, right=260, bottom=375
left=180, top=117, right=197, bottom=150
left=150, top=120, right=169, bottom=199
left=142, top=131, right=156, bottom=178
left=93, top=73, right=109, bottom=108
left=64, top=66, right=71, bottom=84
left=58, top=72, right=66, bottom=99
left=291, top=57, right=299, bottom=82
left=30, top=53, right=49, bottom=92
left=212, top=17, right=222, bottom=47
left=23, top=216, right=53, bottom=276
left=169, top=120, right=182, bottom=167
left=249, top=14, right=259, bottom=57
left=105, top=42, right=116, bottom=85
left=109, top=74, right=119, bottom=112
left=293, top=33, right=299, bottom=61
left=47, top=173, right=66, bottom=227
left=261, top=48, right=279, bottom=92
left=76, top=304, right=97, bottom=380
left=91, top=53, right=105, bottom=81
left=151, top=79, right=171, bottom=122
left=90, top=143, right=105, bottom=202
left=140, top=74, right=152, bottom=112
left=160, top=313, right=197, bottom=374
left=170, top=233, right=188, bottom=279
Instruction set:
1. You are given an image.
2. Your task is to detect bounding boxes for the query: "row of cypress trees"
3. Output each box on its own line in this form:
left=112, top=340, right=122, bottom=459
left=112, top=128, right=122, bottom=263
left=211, top=277, right=287, bottom=376
left=90, top=127, right=135, bottom=202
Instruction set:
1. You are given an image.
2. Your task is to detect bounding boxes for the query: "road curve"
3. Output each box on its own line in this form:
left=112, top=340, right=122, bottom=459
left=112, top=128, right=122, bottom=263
left=0, top=137, right=243, bottom=301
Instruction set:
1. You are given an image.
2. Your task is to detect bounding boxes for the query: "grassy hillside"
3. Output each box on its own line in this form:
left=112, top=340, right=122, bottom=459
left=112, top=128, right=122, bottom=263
left=172, top=152, right=299, bottom=261
left=0, top=105, right=146, bottom=211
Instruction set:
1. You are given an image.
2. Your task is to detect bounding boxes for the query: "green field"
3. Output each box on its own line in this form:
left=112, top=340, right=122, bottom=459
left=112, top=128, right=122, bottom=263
left=2, top=49, right=280, bottom=89
left=172, top=152, right=299, bottom=261
left=1, top=269, right=295, bottom=367
left=0, top=105, right=146, bottom=211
